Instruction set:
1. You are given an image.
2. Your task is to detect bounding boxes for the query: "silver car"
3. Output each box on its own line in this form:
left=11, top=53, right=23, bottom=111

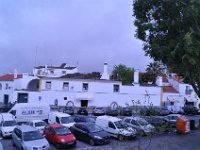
left=123, top=117, right=155, bottom=136
left=12, top=125, right=49, bottom=150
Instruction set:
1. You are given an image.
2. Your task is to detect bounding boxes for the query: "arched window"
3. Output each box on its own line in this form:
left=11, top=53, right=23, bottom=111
left=0, top=83, right=2, bottom=90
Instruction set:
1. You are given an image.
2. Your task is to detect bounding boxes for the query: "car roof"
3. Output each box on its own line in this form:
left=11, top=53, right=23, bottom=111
left=48, top=124, right=64, bottom=128
left=50, top=111, right=71, bottom=117
left=124, top=116, right=143, bottom=121
left=30, top=120, right=45, bottom=123
left=97, top=116, right=121, bottom=122
left=17, top=125, right=38, bottom=132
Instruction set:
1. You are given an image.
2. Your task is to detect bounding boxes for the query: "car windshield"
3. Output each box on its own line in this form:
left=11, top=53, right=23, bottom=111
left=23, top=130, right=43, bottom=141
left=96, top=107, right=103, bottom=110
left=55, top=126, right=71, bottom=135
left=35, top=121, right=46, bottom=127
left=114, top=121, right=124, bottom=129
left=60, top=116, right=74, bottom=124
left=138, top=119, right=148, bottom=126
left=88, top=124, right=103, bottom=133
left=3, top=120, right=17, bottom=126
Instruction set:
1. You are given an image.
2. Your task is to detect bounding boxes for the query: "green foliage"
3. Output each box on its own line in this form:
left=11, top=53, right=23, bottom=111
left=111, top=64, right=134, bottom=84
left=133, top=0, right=200, bottom=97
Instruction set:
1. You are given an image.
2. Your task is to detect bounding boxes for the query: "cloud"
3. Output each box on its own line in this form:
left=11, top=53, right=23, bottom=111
left=0, top=0, right=151, bottom=74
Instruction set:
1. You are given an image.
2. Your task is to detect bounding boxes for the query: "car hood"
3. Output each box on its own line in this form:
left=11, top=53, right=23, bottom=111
left=119, top=128, right=136, bottom=136
left=2, top=126, right=16, bottom=132
left=56, top=134, right=76, bottom=142
left=62, top=122, right=75, bottom=128
left=24, top=138, right=48, bottom=148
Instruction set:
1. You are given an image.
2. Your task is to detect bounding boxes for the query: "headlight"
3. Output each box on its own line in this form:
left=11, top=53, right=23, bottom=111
left=94, top=135, right=102, bottom=139
left=61, top=139, right=65, bottom=142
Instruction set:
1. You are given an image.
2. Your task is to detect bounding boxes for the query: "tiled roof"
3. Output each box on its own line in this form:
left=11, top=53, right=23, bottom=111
left=0, top=74, right=22, bottom=81
left=163, top=86, right=178, bottom=93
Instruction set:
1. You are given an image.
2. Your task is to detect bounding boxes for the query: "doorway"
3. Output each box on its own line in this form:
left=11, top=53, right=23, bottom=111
left=3, top=95, right=9, bottom=105
left=81, top=100, right=88, bottom=107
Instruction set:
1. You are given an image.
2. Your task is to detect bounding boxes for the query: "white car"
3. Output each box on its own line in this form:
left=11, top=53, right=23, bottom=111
left=95, top=116, right=137, bottom=140
left=26, top=120, right=47, bottom=133
left=0, top=113, right=17, bottom=138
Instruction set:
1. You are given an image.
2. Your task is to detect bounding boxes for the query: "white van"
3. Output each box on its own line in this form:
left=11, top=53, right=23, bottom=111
left=48, top=112, right=75, bottom=128
left=95, top=116, right=137, bottom=140
left=0, top=113, right=17, bottom=138
left=9, top=102, right=50, bottom=123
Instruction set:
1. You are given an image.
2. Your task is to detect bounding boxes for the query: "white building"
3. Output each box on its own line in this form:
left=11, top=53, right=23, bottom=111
left=0, top=63, right=199, bottom=110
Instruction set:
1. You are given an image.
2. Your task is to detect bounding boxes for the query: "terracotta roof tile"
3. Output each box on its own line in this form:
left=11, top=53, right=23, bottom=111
left=163, top=86, right=178, bottom=93
left=0, top=74, right=22, bottom=81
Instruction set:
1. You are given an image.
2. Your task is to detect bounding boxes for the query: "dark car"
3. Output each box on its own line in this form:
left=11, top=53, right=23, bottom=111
left=77, top=107, right=88, bottom=115
left=73, top=115, right=95, bottom=123
left=106, top=109, right=118, bottom=116
left=183, top=105, right=198, bottom=115
left=43, top=124, right=76, bottom=149
left=120, top=107, right=132, bottom=116
left=63, top=106, right=74, bottom=115
left=92, top=107, right=105, bottom=116
left=70, top=123, right=110, bottom=146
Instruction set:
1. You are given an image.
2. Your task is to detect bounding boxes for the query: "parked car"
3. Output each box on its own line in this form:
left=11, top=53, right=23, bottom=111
left=73, top=115, right=95, bottom=123
left=43, top=124, right=76, bottom=149
left=106, top=109, right=118, bottom=116
left=0, top=113, right=17, bottom=138
left=63, top=106, right=74, bottom=115
left=26, top=120, right=47, bottom=133
left=183, top=105, right=198, bottom=115
left=164, top=114, right=182, bottom=127
left=92, top=107, right=105, bottom=116
left=48, top=112, right=75, bottom=128
left=120, top=107, right=132, bottom=116
left=142, top=116, right=170, bottom=132
left=12, top=125, right=49, bottom=150
left=70, top=123, right=110, bottom=146
left=159, top=107, right=171, bottom=116
left=77, top=107, right=88, bottom=115
left=123, top=117, right=155, bottom=136
left=95, top=116, right=137, bottom=140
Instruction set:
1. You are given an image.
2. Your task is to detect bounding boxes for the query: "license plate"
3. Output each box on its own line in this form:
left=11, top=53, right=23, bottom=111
left=68, top=142, right=74, bottom=145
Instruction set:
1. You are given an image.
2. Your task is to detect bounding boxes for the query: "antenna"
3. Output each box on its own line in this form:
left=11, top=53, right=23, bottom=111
left=34, top=46, right=38, bottom=67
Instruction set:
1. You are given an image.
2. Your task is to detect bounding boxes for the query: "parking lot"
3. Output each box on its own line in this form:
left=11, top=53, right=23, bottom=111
left=1, top=113, right=200, bottom=150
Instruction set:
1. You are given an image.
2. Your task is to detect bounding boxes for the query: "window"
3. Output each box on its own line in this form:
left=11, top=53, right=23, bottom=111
left=108, top=122, right=116, bottom=129
left=63, top=82, right=69, bottom=91
left=5, top=83, right=9, bottom=90
left=49, top=128, right=55, bottom=135
left=82, top=83, right=89, bottom=91
left=185, top=86, right=192, bottom=95
left=124, top=118, right=131, bottom=123
left=64, top=97, right=67, bottom=100
left=45, top=81, right=51, bottom=89
left=14, top=128, right=22, bottom=139
left=113, top=84, right=120, bottom=92
left=56, top=117, right=60, bottom=124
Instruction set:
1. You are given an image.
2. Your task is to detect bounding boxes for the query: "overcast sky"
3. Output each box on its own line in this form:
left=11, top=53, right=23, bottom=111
left=0, top=0, right=152, bottom=74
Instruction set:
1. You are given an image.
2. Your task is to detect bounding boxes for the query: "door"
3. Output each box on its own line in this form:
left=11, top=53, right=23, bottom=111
left=108, top=121, right=117, bottom=138
left=81, top=100, right=88, bottom=107
left=3, top=95, right=9, bottom=105
left=17, top=93, right=28, bottom=103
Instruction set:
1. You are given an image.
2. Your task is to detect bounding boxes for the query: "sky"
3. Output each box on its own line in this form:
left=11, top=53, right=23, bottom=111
left=0, top=0, right=152, bottom=74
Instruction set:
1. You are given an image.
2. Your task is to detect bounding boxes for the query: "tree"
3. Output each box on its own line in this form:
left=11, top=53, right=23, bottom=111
left=133, top=0, right=200, bottom=97
left=111, top=64, right=134, bottom=84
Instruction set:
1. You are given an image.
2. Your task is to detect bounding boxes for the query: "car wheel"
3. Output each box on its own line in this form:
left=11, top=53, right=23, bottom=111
left=118, top=134, right=124, bottom=141
left=89, top=139, right=95, bottom=146
left=12, top=140, right=15, bottom=147
left=56, top=143, right=61, bottom=149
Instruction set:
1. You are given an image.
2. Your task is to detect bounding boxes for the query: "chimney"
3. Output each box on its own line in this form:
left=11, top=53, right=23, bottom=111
left=156, top=76, right=163, bottom=86
left=14, top=69, right=17, bottom=79
left=134, top=70, right=139, bottom=84
left=100, top=62, right=109, bottom=80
